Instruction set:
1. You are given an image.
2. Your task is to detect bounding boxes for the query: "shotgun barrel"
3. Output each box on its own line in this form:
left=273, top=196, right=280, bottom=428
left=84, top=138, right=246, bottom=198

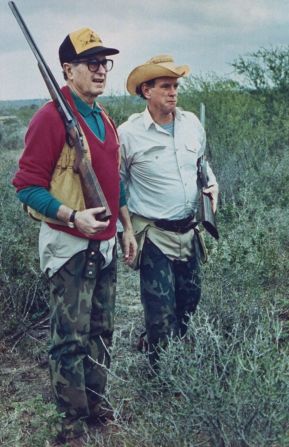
left=8, top=1, right=111, bottom=220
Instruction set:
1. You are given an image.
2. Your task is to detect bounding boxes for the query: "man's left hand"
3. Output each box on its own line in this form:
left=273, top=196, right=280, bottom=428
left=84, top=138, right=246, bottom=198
left=203, top=184, right=219, bottom=213
left=121, top=228, right=138, bottom=265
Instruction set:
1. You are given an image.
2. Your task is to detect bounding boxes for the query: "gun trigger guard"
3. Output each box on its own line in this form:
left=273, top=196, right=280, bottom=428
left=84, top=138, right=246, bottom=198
left=73, top=157, right=81, bottom=173
left=66, top=132, right=75, bottom=148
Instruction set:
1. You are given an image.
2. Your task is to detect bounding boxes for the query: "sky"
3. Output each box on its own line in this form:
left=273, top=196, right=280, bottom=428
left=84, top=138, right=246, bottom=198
left=0, top=0, right=289, bottom=100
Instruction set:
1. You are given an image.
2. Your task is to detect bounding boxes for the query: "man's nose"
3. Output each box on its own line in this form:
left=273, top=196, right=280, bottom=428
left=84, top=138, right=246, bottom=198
left=169, top=86, right=177, bottom=95
left=97, top=63, right=107, bottom=74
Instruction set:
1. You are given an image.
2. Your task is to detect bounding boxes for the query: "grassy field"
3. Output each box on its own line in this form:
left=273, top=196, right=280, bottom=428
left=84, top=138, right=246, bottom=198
left=1, top=55, right=289, bottom=445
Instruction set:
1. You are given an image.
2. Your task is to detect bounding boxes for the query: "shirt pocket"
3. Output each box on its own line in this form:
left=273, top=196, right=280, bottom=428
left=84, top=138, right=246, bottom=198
left=184, top=143, right=200, bottom=167
left=185, top=142, right=200, bottom=154
left=132, top=145, right=166, bottom=165
left=131, top=145, right=167, bottom=177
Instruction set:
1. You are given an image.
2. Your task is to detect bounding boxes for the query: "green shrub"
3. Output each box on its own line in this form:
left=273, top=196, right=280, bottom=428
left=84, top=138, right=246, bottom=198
left=0, top=120, right=26, bottom=151
left=101, top=94, right=144, bottom=127
left=1, top=47, right=289, bottom=446
left=0, top=395, right=61, bottom=447
left=0, top=152, right=49, bottom=338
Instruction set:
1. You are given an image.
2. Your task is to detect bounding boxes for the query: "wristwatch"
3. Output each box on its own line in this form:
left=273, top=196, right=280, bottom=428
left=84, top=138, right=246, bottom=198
left=67, top=209, right=77, bottom=228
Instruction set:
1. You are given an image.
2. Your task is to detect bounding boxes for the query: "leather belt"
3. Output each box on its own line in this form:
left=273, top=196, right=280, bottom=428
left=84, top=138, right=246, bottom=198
left=154, top=215, right=196, bottom=234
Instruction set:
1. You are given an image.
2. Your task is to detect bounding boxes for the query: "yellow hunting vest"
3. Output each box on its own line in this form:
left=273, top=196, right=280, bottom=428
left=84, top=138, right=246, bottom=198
left=26, top=132, right=91, bottom=225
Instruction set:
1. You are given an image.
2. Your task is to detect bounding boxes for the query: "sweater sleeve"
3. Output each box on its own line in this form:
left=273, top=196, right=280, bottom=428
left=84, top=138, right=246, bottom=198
left=119, top=179, right=127, bottom=207
left=12, top=102, right=66, bottom=191
left=17, top=186, right=62, bottom=219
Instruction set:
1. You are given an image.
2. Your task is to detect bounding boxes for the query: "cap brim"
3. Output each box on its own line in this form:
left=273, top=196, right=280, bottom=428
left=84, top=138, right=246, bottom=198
left=76, top=46, right=119, bottom=59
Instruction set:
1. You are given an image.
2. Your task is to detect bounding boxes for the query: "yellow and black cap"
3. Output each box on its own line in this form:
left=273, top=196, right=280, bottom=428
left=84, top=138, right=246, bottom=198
left=59, top=27, right=119, bottom=65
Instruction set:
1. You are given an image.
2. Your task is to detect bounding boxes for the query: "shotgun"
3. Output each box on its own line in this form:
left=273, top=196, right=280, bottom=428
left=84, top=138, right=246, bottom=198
left=197, top=103, right=219, bottom=240
left=8, top=1, right=111, bottom=220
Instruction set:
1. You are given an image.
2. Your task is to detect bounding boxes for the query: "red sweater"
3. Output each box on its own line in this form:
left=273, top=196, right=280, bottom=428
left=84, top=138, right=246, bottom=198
left=13, top=86, right=120, bottom=241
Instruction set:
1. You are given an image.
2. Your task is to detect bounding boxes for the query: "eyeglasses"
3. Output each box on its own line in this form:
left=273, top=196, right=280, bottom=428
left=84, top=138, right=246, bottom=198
left=72, top=58, right=114, bottom=72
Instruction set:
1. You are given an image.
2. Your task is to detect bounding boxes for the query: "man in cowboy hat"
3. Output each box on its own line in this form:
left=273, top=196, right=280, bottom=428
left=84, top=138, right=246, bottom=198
left=118, top=55, right=218, bottom=368
left=13, top=27, right=136, bottom=446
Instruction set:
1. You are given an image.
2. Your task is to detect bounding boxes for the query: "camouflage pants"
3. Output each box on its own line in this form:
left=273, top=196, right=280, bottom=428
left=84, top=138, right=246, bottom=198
left=140, top=237, right=201, bottom=367
left=48, top=240, right=116, bottom=437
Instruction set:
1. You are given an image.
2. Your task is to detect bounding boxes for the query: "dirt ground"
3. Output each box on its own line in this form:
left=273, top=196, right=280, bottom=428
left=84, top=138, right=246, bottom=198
left=0, top=258, right=144, bottom=446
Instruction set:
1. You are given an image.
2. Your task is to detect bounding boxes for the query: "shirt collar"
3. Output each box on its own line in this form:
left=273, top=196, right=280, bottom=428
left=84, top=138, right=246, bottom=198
left=143, top=107, right=155, bottom=130
left=71, top=91, right=102, bottom=117
left=143, top=106, right=181, bottom=130
left=174, top=107, right=182, bottom=121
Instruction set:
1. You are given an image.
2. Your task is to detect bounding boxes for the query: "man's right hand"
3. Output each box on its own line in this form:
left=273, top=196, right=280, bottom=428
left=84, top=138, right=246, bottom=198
left=57, top=205, right=109, bottom=236
left=74, top=207, right=110, bottom=236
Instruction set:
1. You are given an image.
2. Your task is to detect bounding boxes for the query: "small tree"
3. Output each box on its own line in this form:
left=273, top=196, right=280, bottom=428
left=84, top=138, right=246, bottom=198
left=232, top=46, right=289, bottom=93
left=0, top=119, right=25, bottom=151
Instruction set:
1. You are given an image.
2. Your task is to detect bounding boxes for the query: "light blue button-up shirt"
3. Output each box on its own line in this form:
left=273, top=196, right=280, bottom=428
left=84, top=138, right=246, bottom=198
left=119, top=107, right=217, bottom=220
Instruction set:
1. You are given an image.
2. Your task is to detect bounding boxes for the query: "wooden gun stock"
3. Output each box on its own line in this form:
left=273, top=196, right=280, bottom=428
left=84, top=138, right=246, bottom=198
left=197, top=156, right=219, bottom=240
left=9, top=1, right=111, bottom=221
left=70, top=126, right=111, bottom=220
left=200, top=192, right=219, bottom=240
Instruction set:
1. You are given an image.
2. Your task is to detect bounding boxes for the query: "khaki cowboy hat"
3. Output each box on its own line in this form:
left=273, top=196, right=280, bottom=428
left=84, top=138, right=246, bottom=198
left=127, top=54, right=190, bottom=95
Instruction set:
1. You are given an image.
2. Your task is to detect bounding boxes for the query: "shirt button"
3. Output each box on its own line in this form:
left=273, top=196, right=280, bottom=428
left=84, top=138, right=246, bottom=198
left=91, top=251, right=95, bottom=255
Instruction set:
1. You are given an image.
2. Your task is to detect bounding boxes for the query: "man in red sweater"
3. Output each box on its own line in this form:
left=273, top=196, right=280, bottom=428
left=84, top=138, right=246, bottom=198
left=13, top=27, right=136, bottom=446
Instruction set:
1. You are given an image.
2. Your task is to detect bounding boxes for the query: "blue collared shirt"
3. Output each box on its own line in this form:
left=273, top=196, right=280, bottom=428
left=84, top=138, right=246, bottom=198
left=71, top=91, right=105, bottom=141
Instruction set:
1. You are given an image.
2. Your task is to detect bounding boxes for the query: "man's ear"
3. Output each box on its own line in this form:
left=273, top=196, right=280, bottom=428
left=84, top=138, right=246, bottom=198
left=63, top=62, right=73, bottom=80
left=141, top=83, right=152, bottom=100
